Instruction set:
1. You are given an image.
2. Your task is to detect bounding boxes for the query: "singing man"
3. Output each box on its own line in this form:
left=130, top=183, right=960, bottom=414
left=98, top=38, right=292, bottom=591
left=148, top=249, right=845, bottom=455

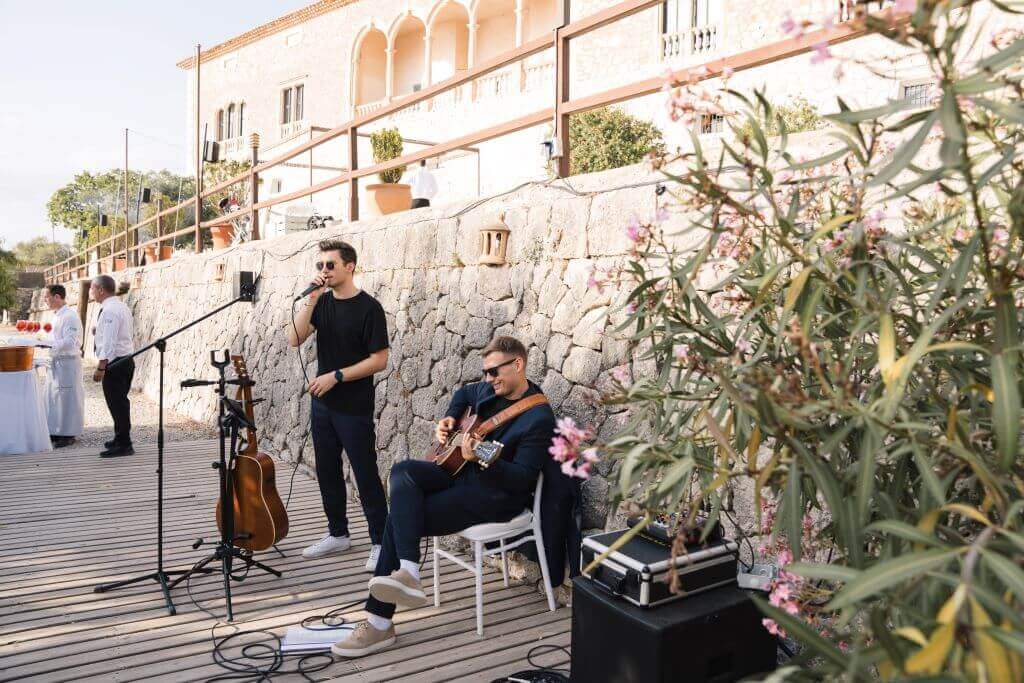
left=91, top=274, right=135, bottom=457
left=287, top=239, right=389, bottom=573
left=331, top=336, right=556, bottom=658
left=44, top=284, right=84, bottom=448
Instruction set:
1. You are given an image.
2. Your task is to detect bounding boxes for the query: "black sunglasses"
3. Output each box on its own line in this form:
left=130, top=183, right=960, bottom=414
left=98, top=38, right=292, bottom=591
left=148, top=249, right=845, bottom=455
left=315, top=261, right=337, bottom=271
left=482, top=357, right=518, bottom=378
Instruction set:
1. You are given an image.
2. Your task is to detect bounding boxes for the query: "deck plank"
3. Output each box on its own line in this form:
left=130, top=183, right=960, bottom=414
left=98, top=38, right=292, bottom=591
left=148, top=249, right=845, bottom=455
left=0, top=440, right=571, bottom=682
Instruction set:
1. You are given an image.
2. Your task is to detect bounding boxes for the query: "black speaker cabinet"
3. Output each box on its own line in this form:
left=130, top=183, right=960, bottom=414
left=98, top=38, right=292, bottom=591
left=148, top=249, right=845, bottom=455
left=570, top=577, right=776, bottom=683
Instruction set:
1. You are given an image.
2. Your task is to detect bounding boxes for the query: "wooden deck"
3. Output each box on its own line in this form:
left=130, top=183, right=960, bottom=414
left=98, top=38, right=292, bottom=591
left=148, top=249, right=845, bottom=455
left=0, top=440, right=572, bottom=682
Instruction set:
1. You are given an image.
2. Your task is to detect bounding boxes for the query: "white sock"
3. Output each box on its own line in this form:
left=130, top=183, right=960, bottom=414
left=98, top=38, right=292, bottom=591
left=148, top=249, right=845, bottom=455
left=366, top=614, right=392, bottom=631
left=399, top=560, right=420, bottom=581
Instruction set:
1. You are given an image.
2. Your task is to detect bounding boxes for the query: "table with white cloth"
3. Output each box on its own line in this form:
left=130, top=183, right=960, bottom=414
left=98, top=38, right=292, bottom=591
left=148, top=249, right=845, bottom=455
left=0, top=368, right=52, bottom=454
left=0, top=334, right=53, bottom=454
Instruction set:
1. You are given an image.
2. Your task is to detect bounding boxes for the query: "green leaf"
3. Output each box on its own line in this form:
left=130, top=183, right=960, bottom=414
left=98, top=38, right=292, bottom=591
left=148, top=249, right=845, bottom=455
left=826, top=99, right=916, bottom=124
left=869, top=108, right=938, bottom=187
left=866, top=520, right=944, bottom=548
left=980, top=549, right=1024, bottom=600
left=655, top=455, right=694, bottom=496
left=788, top=562, right=860, bottom=583
left=753, top=597, right=848, bottom=670
left=826, top=548, right=964, bottom=610
left=785, top=456, right=803, bottom=562
left=986, top=628, right=1024, bottom=657
left=783, top=266, right=812, bottom=321
left=991, top=352, right=1021, bottom=471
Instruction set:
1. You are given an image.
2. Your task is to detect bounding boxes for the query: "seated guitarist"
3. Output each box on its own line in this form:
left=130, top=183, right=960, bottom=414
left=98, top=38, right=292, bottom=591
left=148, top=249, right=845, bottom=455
left=332, top=335, right=556, bottom=657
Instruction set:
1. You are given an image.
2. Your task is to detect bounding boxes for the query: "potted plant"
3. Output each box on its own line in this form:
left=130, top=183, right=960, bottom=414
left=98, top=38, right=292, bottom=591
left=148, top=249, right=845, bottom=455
left=364, top=128, right=410, bottom=217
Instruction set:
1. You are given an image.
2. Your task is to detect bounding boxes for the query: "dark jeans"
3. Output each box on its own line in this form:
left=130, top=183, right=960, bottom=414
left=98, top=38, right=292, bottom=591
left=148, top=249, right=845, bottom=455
left=365, top=460, right=522, bottom=619
left=310, top=401, right=387, bottom=544
left=411, top=198, right=430, bottom=209
left=102, top=357, right=134, bottom=446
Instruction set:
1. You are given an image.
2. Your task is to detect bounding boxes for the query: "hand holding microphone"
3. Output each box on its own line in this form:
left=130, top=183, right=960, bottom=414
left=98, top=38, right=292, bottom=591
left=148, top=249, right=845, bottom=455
left=294, top=275, right=327, bottom=302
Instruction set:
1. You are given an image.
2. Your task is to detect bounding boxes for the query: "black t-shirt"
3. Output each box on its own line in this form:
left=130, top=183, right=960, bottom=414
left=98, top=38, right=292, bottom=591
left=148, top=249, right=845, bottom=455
left=310, top=290, right=389, bottom=415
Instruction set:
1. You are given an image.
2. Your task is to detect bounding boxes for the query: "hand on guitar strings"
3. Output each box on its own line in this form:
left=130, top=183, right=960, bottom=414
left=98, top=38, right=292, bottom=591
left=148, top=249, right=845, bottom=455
left=435, top=416, right=456, bottom=444
left=308, top=371, right=338, bottom=397
left=460, top=433, right=481, bottom=463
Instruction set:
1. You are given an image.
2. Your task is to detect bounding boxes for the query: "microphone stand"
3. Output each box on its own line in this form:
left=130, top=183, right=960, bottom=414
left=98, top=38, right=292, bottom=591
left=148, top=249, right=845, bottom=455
left=93, top=280, right=257, bottom=616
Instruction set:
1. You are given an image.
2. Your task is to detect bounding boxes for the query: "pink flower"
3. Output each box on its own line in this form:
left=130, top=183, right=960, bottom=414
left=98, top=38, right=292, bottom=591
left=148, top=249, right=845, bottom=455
left=575, top=461, right=592, bottom=479
left=625, top=217, right=646, bottom=243
left=781, top=14, right=799, bottom=36
left=655, top=207, right=669, bottom=223
left=776, top=548, right=793, bottom=568
left=555, top=416, right=590, bottom=445
left=548, top=438, right=572, bottom=462
left=582, top=447, right=599, bottom=463
left=811, top=42, right=832, bottom=65
left=561, top=460, right=577, bottom=477
left=626, top=301, right=638, bottom=315
left=894, top=0, right=917, bottom=12
left=735, top=338, right=752, bottom=354
left=839, top=641, right=850, bottom=653
left=773, top=583, right=792, bottom=601
left=721, top=66, right=734, bottom=79
left=782, top=600, right=801, bottom=616
left=587, top=268, right=605, bottom=292
left=674, top=344, right=691, bottom=364
left=611, top=366, right=631, bottom=384
left=762, top=618, right=785, bottom=637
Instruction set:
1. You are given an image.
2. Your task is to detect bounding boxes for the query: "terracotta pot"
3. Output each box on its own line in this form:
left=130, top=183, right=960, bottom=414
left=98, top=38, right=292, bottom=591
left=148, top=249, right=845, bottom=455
left=210, top=223, right=236, bottom=249
left=113, top=257, right=127, bottom=272
left=364, top=183, right=412, bottom=217
left=0, top=346, right=34, bottom=372
left=143, top=246, right=157, bottom=264
left=159, top=246, right=174, bottom=261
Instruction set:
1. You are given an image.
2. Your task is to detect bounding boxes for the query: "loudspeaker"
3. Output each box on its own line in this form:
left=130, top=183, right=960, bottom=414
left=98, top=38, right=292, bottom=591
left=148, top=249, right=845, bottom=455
left=570, top=578, right=776, bottom=683
left=141, top=188, right=152, bottom=204
left=233, top=270, right=257, bottom=303
left=204, top=140, right=220, bottom=163
left=99, top=214, right=109, bottom=227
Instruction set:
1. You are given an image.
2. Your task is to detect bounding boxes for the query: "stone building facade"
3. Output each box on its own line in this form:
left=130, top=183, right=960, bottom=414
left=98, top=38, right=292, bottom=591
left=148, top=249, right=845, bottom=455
left=179, top=0, right=948, bottom=237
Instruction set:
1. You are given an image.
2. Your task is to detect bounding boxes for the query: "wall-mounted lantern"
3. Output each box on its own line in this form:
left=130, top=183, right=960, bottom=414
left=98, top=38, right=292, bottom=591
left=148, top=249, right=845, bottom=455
left=478, top=211, right=511, bottom=266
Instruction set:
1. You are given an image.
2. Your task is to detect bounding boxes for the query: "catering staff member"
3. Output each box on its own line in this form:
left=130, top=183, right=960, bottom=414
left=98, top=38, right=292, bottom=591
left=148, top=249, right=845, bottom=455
left=91, top=275, right=135, bottom=457
left=44, top=284, right=84, bottom=448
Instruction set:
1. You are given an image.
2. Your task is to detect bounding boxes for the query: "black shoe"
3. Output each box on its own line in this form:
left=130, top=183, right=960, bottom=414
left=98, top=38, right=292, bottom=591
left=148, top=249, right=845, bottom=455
left=100, top=445, right=134, bottom=458
left=53, top=437, right=76, bottom=449
left=104, top=439, right=117, bottom=449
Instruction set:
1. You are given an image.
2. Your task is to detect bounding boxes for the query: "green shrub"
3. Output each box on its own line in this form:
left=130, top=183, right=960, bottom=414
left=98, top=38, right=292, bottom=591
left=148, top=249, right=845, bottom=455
left=736, top=95, right=823, bottom=139
left=568, top=107, right=665, bottom=175
left=370, top=128, right=405, bottom=184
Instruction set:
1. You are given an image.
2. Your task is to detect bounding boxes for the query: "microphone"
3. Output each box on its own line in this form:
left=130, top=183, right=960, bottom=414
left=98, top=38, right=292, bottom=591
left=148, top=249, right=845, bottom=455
left=293, top=283, right=321, bottom=302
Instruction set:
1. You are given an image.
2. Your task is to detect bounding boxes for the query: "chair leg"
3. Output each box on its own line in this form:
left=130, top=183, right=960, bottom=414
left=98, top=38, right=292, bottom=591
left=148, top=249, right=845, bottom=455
left=499, top=538, right=509, bottom=588
left=474, top=541, right=484, bottom=636
left=532, top=524, right=557, bottom=612
left=432, top=536, right=440, bottom=608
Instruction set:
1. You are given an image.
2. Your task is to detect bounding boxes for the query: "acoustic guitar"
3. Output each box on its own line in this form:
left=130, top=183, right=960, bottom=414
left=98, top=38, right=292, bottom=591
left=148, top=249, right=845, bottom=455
left=428, top=407, right=504, bottom=476
left=215, top=355, right=289, bottom=552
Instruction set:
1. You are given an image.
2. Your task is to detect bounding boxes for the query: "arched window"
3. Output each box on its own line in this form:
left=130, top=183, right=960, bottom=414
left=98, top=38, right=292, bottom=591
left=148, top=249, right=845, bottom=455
left=227, top=103, right=236, bottom=139
left=237, top=103, right=245, bottom=137
left=216, top=109, right=225, bottom=141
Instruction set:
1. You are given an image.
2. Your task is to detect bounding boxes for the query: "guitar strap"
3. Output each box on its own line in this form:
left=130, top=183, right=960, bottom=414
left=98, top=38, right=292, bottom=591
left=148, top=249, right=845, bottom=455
left=472, top=393, right=549, bottom=439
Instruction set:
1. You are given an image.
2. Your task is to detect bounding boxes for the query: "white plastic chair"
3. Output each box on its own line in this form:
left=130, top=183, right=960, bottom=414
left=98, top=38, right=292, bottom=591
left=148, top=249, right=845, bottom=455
left=432, top=474, right=557, bottom=636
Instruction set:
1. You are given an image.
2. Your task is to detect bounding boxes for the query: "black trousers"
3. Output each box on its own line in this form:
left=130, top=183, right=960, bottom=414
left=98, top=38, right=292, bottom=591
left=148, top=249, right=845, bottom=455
left=365, top=459, right=523, bottom=619
left=310, top=401, right=388, bottom=544
left=411, top=198, right=430, bottom=209
left=101, top=357, right=135, bottom=446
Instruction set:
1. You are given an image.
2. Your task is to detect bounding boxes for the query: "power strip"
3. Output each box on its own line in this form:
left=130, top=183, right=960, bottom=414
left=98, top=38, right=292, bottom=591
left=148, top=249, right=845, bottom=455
left=737, top=563, right=777, bottom=592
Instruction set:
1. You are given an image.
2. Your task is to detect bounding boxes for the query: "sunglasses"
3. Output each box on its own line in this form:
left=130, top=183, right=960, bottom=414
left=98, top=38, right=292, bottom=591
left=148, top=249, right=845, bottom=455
left=315, top=261, right=338, bottom=271
left=482, top=357, right=518, bottom=378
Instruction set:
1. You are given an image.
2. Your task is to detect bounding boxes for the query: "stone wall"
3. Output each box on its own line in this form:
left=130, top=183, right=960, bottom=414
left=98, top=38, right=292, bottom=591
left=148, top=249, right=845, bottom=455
left=58, top=163, right=665, bottom=530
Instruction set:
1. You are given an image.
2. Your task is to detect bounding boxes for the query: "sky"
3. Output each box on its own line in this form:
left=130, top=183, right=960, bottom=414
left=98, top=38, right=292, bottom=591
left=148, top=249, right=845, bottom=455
left=0, top=0, right=309, bottom=249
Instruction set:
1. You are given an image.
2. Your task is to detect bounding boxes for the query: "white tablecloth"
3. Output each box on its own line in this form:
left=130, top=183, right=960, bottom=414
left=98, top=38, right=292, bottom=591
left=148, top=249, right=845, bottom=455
left=0, top=370, right=52, bottom=454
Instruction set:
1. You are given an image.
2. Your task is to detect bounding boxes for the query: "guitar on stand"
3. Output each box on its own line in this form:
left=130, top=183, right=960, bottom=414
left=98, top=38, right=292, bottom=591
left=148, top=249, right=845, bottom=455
left=170, top=350, right=285, bottom=622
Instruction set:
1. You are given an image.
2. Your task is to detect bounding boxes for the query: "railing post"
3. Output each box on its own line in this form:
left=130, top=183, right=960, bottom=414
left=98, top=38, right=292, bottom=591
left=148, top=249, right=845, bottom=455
left=348, top=126, right=359, bottom=222
left=249, top=132, right=261, bottom=241
left=194, top=43, right=203, bottom=254
left=554, top=0, right=572, bottom=178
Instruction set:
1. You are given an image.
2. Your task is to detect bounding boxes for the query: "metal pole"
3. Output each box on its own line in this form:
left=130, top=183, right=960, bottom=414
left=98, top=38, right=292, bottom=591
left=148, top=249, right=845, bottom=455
left=554, top=0, right=572, bottom=179
left=194, top=44, right=203, bottom=253
left=124, top=128, right=130, bottom=266
left=249, top=133, right=260, bottom=240
left=348, top=127, right=359, bottom=222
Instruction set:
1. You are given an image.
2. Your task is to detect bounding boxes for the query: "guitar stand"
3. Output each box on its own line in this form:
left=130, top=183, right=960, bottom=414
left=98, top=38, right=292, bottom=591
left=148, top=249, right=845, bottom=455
left=170, top=351, right=281, bottom=622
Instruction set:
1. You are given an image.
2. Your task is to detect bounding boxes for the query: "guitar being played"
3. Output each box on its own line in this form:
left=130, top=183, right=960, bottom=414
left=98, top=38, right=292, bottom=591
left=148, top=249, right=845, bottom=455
left=331, top=335, right=556, bottom=658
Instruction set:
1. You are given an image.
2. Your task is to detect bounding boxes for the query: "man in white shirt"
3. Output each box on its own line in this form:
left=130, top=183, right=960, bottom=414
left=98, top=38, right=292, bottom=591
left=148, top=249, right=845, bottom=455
left=91, top=275, right=136, bottom=457
left=409, top=160, right=437, bottom=209
left=44, top=285, right=85, bottom=448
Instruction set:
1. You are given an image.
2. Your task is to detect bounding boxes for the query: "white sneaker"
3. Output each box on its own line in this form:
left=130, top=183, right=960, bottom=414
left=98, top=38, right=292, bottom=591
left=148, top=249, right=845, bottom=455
left=365, top=544, right=382, bottom=573
left=302, top=534, right=351, bottom=559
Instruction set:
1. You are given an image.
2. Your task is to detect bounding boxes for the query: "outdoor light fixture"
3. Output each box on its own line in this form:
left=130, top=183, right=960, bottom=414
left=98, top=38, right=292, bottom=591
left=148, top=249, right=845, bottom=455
left=541, top=137, right=563, bottom=162
left=141, top=188, right=152, bottom=203
left=203, top=140, right=221, bottom=163
left=99, top=214, right=109, bottom=227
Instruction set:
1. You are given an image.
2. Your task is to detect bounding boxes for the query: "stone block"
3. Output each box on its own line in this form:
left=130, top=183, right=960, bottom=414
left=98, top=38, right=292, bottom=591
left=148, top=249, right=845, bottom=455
left=587, top=186, right=655, bottom=257
left=550, top=292, right=586, bottom=335
left=572, top=307, right=608, bottom=351
left=562, top=347, right=602, bottom=386
left=546, top=333, right=571, bottom=372
left=477, top=265, right=513, bottom=301
left=540, top=370, right=572, bottom=408
left=465, top=316, right=492, bottom=349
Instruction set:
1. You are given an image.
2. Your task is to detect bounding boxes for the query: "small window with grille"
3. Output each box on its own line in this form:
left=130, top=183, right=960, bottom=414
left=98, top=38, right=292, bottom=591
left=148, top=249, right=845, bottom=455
left=902, top=82, right=934, bottom=108
left=700, top=113, right=724, bottom=135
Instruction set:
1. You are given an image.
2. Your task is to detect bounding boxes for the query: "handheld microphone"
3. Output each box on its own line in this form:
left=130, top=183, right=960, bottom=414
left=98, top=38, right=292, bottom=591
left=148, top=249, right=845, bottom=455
left=293, top=283, right=321, bottom=302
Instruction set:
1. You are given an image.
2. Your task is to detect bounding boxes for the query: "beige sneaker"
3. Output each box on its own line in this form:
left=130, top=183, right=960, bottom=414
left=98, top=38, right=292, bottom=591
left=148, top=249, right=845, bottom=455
left=368, top=569, right=428, bottom=607
left=331, top=621, right=396, bottom=658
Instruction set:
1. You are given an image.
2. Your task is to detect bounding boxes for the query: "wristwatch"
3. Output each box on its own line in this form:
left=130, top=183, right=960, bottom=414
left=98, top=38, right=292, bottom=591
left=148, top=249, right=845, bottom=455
left=334, top=369, right=344, bottom=383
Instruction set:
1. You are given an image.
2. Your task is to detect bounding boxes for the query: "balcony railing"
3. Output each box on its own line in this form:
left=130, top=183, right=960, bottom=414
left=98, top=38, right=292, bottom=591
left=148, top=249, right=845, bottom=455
left=523, top=61, right=554, bottom=92
left=44, top=0, right=907, bottom=284
left=838, top=0, right=893, bottom=22
left=354, top=99, right=387, bottom=117
left=279, top=119, right=307, bottom=139
left=662, top=25, right=719, bottom=61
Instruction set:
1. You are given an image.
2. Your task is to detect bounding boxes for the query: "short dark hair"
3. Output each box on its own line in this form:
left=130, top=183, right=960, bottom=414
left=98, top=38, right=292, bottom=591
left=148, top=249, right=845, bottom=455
left=93, top=275, right=117, bottom=294
left=319, top=239, right=357, bottom=265
left=482, top=336, right=528, bottom=362
left=46, top=284, right=67, bottom=299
